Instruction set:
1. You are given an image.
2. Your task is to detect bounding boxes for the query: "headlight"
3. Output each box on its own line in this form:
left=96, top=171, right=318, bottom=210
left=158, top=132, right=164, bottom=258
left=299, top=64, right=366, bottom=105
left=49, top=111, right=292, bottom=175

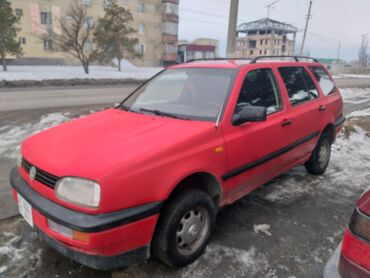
left=55, top=177, right=101, bottom=208
left=16, top=148, right=23, bottom=168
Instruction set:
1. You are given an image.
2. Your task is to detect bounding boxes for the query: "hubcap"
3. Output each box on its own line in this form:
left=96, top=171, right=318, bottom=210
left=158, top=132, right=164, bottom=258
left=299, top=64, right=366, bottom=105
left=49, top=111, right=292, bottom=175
left=176, top=206, right=209, bottom=256
left=318, top=140, right=331, bottom=168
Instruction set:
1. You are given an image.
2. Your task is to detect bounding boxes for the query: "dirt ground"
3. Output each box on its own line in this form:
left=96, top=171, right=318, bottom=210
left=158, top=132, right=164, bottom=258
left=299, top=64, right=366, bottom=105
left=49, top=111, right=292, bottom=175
left=1, top=88, right=370, bottom=278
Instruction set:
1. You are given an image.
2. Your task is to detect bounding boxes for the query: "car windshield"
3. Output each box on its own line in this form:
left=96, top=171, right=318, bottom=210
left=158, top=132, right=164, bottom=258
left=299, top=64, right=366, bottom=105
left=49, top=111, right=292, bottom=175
left=122, top=68, right=236, bottom=121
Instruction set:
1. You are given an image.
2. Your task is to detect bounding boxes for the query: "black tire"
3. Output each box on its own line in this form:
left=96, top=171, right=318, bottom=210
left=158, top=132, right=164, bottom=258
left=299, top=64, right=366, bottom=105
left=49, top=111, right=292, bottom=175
left=305, top=132, right=332, bottom=175
left=151, top=189, right=216, bottom=267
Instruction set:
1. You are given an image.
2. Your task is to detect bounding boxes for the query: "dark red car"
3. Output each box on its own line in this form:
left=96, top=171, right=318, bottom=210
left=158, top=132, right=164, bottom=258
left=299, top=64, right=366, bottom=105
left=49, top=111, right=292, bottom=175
left=10, top=56, right=344, bottom=270
left=339, top=188, right=370, bottom=277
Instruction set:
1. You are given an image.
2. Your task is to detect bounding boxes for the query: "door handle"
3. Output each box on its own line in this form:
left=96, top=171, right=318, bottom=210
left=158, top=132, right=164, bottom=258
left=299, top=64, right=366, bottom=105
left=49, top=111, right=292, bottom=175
left=319, top=105, right=326, bottom=111
left=282, top=119, right=292, bottom=126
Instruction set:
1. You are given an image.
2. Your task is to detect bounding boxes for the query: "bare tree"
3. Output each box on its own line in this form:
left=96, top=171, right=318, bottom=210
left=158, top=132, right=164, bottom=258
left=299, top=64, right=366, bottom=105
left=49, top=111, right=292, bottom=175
left=47, top=2, right=98, bottom=74
left=359, top=34, right=369, bottom=68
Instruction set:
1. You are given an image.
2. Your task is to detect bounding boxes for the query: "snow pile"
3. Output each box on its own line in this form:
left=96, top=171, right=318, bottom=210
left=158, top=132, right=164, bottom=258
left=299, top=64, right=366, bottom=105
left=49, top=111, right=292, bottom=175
left=0, top=65, right=162, bottom=81
left=265, top=126, right=370, bottom=202
left=0, top=113, right=72, bottom=159
left=340, top=88, right=370, bottom=104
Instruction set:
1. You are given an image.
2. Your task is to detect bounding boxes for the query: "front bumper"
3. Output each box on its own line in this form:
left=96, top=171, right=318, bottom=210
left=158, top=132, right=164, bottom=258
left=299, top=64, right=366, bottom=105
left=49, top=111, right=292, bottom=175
left=339, top=254, right=370, bottom=278
left=10, top=167, right=162, bottom=270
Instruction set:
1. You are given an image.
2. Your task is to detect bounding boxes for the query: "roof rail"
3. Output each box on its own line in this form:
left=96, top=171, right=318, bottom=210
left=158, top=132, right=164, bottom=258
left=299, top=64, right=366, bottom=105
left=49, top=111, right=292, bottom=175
left=250, top=55, right=319, bottom=64
left=186, top=58, right=252, bottom=63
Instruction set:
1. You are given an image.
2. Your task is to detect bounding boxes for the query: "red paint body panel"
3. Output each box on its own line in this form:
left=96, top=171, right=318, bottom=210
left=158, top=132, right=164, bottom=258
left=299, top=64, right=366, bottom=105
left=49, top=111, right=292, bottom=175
left=15, top=59, right=343, bottom=266
left=341, top=229, right=370, bottom=272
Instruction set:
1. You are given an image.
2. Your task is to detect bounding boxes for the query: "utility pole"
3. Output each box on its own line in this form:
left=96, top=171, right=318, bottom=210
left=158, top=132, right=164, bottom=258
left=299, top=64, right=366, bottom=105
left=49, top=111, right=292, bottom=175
left=336, top=42, right=341, bottom=62
left=226, top=0, right=239, bottom=57
left=300, top=0, right=313, bottom=55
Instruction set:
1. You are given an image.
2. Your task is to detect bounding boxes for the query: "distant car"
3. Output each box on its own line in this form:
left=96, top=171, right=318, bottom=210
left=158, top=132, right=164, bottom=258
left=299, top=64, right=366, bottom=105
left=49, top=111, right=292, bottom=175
left=339, top=188, right=370, bottom=277
left=10, top=56, right=344, bottom=270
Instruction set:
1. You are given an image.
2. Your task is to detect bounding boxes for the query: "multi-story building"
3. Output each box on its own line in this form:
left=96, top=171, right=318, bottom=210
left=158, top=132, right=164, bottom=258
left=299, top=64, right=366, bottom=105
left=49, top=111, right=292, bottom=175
left=8, top=0, right=179, bottom=66
left=178, top=38, right=219, bottom=63
left=235, top=18, right=297, bottom=58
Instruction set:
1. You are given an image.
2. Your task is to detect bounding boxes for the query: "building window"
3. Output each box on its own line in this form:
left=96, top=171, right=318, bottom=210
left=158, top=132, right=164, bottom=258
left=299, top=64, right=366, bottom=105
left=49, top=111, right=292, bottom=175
left=260, top=39, right=263, bottom=45
left=163, top=22, right=178, bottom=35
left=43, top=39, right=52, bottom=50
left=83, top=0, right=92, bottom=6
left=40, top=12, right=52, bottom=25
left=139, top=44, right=145, bottom=55
left=137, top=3, right=145, bottom=13
left=19, top=37, right=26, bottom=44
left=104, top=0, right=112, bottom=7
left=264, top=49, right=267, bottom=54
left=164, top=2, right=178, bottom=15
left=250, top=50, right=254, bottom=55
left=15, top=9, right=23, bottom=16
left=259, top=50, right=262, bottom=54
left=138, top=23, right=145, bottom=34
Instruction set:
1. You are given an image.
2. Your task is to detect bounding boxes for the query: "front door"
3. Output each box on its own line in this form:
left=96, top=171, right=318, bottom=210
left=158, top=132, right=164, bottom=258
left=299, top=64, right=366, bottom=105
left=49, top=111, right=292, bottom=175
left=222, top=67, right=292, bottom=203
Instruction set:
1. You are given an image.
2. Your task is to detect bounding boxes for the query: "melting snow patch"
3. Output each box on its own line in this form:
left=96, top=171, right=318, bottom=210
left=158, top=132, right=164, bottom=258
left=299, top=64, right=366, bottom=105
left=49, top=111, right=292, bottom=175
left=254, top=224, right=272, bottom=236
left=0, top=266, right=7, bottom=274
left=0, top=112, right=72, bottom=159
left=347, top=108, right=370, bottom=118
left=340, top=88, right=370, bottom=104
left=180, top=244, right=270, bottom=278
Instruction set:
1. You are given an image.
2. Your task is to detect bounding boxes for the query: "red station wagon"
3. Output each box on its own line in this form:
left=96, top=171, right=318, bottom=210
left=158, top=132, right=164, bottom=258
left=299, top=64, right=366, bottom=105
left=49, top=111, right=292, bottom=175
left=10, top=56, right=345, bottom=270
left=339, top=187, right=370, bottom=277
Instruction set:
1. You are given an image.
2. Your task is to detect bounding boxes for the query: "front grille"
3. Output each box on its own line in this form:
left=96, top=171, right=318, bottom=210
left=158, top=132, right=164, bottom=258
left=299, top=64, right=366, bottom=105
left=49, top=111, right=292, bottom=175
left=22, top=159, right=59, bottom=189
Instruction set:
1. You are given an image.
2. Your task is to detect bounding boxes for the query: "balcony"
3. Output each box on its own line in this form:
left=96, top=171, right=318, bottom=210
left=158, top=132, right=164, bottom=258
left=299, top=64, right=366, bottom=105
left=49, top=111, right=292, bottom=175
left=162, top=34, right=177, bottom=43
left=162, top=14, right=179, bottom=23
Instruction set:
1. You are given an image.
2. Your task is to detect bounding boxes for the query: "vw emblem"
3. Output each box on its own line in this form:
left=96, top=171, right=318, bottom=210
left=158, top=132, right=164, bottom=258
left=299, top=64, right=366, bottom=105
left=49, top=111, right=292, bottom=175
left=29, top=166, right=37, bottom=181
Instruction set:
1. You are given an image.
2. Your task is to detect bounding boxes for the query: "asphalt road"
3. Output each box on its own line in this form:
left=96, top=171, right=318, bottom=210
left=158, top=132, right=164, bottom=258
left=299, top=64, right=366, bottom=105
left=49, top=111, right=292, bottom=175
left=0, top=78, right=370, bottom=112
left=0, top=85, right=137, bottom=112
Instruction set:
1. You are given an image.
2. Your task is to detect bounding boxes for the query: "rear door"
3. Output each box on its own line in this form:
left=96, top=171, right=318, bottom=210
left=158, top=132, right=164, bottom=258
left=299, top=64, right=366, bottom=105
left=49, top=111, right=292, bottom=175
left=307, top=65, right=344, bottom=125
left=276, top=65, right=325, bottom=163
left=222, top=66, right=291, bottom=203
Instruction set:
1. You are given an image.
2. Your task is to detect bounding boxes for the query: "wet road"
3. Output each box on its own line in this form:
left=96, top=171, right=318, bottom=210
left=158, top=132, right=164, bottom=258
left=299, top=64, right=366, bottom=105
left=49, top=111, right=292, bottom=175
left=0, top=84, right=370, bottom=277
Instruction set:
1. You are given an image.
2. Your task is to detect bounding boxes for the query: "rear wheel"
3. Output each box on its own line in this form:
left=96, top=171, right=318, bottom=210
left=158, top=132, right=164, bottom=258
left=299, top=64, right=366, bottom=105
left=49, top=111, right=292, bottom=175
left=151, top=189, right=216, bottom=267
left=305, top=133, right=332, bottom=175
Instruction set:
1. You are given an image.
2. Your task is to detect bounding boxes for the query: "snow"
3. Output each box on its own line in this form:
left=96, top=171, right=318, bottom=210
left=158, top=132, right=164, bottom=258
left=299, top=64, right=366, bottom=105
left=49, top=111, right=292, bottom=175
left=0, top=113, right=72, bottom=159
left=0, top=64, right=162, bottom=81
left=347, top=107, right=370, bottom=118
left=0, top=266, right=7, bottom=274
left=334, top=74, right=370, bottom=79
left=340, top=88, right=370, bottom=104
left=253, top=224, right=272, bottom=236
left=181, top=244, right=271, bottom=278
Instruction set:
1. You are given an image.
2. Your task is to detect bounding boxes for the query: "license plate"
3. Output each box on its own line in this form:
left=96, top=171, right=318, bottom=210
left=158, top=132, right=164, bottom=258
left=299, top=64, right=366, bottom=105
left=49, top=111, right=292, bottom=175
left=18, top=193, right=34, bottom=227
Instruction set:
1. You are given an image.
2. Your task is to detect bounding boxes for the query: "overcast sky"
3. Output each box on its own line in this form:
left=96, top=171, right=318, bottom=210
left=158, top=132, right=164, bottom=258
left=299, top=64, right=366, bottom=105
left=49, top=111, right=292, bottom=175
left=179, top=0, right=370, bottom=61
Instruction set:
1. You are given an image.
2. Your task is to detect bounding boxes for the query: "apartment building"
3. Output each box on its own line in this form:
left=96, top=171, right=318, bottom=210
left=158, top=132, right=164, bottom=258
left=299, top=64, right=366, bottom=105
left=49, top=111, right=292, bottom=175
left=9, top=0, right=179, bottom=66
left=235, top=18, right=297, bottom=58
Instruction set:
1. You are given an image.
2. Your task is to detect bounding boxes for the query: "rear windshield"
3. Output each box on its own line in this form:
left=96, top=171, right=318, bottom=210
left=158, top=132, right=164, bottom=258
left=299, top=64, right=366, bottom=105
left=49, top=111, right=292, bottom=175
left=122, top=68, right=236, bottom=121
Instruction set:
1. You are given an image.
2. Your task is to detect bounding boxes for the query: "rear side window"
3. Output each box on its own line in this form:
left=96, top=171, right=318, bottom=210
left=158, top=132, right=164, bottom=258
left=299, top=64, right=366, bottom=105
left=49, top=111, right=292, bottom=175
left=235, top=68, right=282, bottom=115
left=278, top=67, right=319, bottom=106
left=309, top=66, right=336, bottom=95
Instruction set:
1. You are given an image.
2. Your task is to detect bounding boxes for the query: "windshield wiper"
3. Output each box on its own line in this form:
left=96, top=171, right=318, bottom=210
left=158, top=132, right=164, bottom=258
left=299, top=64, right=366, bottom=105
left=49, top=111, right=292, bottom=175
left=139, top=108, right=190, bottom=120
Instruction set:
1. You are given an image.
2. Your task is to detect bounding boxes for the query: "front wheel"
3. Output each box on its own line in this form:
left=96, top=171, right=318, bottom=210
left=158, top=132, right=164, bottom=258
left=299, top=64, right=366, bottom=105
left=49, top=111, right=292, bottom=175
left=305, top=133, right=332, bottom=175
left=151, top=189, right=216, bottom=267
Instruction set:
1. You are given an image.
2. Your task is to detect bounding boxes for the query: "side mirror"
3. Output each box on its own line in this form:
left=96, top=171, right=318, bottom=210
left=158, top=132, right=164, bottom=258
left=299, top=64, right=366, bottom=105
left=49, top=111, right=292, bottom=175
left=232, top=106, right=267, bottom=126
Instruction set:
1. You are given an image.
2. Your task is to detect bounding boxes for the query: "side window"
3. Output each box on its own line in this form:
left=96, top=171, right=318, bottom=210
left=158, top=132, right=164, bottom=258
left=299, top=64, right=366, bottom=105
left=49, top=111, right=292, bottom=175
left=308, top=66, right=336, bottom=96
left=278, top=67, right=319, bottom=106
left=235, top=69, right=282, bottom=115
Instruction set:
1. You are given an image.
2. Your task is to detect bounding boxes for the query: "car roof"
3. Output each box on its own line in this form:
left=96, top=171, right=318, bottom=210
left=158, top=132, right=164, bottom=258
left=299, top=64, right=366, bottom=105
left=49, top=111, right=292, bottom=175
left=169, top=56, right=322, bottom=70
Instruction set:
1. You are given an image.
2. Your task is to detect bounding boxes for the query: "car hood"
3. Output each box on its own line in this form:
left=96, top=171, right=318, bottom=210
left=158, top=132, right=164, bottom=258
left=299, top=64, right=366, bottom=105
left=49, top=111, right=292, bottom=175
left=22, top=109, right=214, bottom=180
